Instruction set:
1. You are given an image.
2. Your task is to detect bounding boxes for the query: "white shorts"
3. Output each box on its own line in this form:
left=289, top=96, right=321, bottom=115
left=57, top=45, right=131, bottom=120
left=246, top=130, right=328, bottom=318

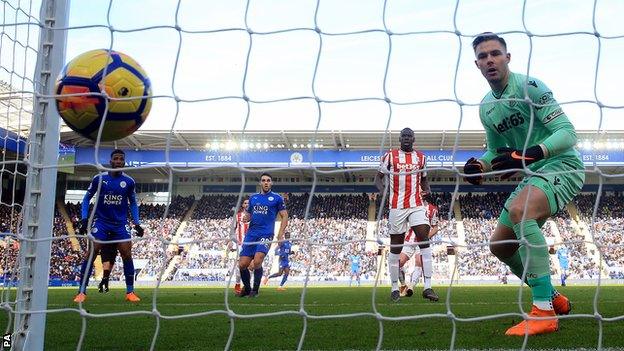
left=401, top=243, right=420, bottom=258
left=388, top=207, right=429, bottom=234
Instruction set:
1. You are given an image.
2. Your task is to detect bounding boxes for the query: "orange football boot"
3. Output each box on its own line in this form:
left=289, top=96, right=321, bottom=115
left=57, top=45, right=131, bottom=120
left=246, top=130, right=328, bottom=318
left=125, top=292, right=141, bottom=302
left=73, top=292, right=87, bottom=303
left=505, top=305, right=558, bottom=336
left=552, top=292, right=571, bottom=315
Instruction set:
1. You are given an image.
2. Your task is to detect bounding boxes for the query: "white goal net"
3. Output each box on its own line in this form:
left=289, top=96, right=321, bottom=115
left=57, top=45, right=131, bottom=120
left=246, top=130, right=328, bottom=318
left=0, top=0, right=623, bottom=350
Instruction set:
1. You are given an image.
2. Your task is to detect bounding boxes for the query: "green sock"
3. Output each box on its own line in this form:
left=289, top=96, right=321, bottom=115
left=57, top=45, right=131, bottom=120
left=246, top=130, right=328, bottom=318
left=513, top=220, right=553, bottom=304
left=501, top=250, right=526, bottom=283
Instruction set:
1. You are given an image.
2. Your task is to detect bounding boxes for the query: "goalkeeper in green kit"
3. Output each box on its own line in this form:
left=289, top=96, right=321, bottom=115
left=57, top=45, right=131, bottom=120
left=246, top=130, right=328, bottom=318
left=465, top=32, right=585, bottom=336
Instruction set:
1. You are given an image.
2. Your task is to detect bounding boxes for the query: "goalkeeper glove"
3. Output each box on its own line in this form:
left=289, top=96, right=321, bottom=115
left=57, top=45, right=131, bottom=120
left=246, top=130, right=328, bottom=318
left=463, top=157, right=484, bottom=185
left=491, top=146, right=544, bottom=179
left=134, top=224, right=144, bottom=237
left=79, top=219, right=89, bottom=235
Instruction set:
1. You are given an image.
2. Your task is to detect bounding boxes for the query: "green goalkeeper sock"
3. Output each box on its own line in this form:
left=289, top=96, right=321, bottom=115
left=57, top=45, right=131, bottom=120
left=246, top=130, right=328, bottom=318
left=513, top=220, right=553, bottom=308
left=501, top=249, right=559, bottom=296
left=500, top=250, right=526, bottom=282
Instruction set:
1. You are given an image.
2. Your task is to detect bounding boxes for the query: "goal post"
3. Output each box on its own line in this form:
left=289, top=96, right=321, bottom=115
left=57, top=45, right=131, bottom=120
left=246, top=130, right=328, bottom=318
left=12, top=0, right=69, bottom=350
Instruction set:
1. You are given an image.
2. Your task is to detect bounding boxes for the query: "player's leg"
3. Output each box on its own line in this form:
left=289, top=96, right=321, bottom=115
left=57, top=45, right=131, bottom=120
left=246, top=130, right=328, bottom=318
left=278, top=266, right=290, bottom=290
left=117, top=239, right=140, bottom=302
left=237, top=255, right=253, bottom=296
left=250, top=251, right=267, bottom=296
left=504, top=157, right=585, bottom=335
left=388, top=233, right=405, bottom=301
left=411, top=222, right=437, bottom=301
left=502, top=184, right=561, bottom=335
left=98, top=243, right=117, bottom=293
left=75, top=240, right=103, bottom=301
left=409, top=207, right=437, bottom=301
left=403, top=255, right=416, bottom=297
left=398, top=251, right=409, bottom=294
left=238, top=236, right=255, bottom=296
left=412, top=254, right=423, bottom=288
left=268, top=267, right=284, bottom=279
left=387, top=209, right=407, bottom=302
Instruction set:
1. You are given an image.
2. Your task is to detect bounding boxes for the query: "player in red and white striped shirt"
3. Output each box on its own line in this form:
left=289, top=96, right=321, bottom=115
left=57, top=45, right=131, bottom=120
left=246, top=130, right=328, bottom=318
left=231, top=198, right=249, bottom=294
left=399, top=201, right=440, bottom=298
left=374, top=128, right=437, bottom=302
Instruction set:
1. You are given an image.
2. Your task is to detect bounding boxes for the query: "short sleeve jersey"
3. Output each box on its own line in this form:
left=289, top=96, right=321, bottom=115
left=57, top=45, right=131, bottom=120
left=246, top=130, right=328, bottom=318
left=248, top=191, right=286, bottom=235
left=379, top=149, right=427, bottom=209
left=85, top=173, right=136, bottom=225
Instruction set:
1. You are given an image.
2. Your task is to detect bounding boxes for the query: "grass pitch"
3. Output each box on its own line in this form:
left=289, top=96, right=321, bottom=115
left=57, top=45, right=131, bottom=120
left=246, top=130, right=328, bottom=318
left=2, top=285, right=623, bottom=350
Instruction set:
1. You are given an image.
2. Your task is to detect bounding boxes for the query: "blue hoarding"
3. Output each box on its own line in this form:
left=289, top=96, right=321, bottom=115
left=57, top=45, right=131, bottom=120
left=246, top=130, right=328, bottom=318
left=75, top=147, right=624, bottom=167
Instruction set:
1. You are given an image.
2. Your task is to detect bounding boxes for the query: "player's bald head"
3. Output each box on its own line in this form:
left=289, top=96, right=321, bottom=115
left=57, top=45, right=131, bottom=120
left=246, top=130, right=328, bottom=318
left=472, top=32, right=507, bottom=52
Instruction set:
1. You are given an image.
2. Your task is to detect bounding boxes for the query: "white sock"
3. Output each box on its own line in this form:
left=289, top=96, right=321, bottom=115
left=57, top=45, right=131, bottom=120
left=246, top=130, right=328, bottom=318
left=412, top=266, right=422, bottom=286
left=420, top=247, right=433, bottom=289
left=388, top=252, right=400, bottom=291
left=534, top=300, right=554, bottom=311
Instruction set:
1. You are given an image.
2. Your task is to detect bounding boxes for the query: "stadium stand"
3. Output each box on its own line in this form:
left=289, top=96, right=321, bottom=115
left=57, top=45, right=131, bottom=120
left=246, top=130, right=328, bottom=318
left=1, top=191, right=622, bottom=284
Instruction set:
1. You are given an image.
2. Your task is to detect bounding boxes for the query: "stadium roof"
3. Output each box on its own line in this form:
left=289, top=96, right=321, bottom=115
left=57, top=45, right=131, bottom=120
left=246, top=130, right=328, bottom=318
left=60, top=129, right=624, bottom=152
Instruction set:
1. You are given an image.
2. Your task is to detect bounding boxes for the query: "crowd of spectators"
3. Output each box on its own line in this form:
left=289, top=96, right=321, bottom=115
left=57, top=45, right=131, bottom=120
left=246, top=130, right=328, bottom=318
left=459, top=192, right=509, bottom=219
left=1, top=190, right=623, bottom=284
left=459, top=218, right=506, bottom=277
left=575, top=193, right=624, bottom=219
left=286, top=193, right=370, bottom=219
left=556, top=217, right=600, bottom=279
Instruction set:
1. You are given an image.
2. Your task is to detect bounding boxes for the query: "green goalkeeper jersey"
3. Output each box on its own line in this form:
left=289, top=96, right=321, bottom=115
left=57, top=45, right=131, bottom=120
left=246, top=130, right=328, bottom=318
left=478, top=72, right=581, bottom=171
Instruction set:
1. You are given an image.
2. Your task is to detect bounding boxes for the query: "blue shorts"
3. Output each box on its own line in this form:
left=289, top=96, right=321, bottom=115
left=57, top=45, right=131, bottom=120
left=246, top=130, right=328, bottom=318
left=560, top=263, right=569, bottom=271
left=90, top=219, right=131, bottom=242
left=240, top=231, right=272, bottom=257
left=351, top=267, right=360, bottom=274
left=279, top=260, right=290, bottom=269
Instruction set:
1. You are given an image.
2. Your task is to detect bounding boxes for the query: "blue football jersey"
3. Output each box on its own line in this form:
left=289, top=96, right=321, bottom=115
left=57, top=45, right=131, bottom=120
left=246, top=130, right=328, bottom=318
left=557, top=247, right=569, bottom=265
left=82, top=172, right=140, bottom=225
left=278, top=241, right=292, bottom=259
left=350, top=255, right=360, bottom=270
left=247, top=191, right=286, bottom=235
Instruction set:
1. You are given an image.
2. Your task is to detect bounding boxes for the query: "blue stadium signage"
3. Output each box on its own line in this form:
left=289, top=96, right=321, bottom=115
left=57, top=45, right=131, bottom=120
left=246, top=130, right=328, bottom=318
left=74, top=148, right=624, bottom=167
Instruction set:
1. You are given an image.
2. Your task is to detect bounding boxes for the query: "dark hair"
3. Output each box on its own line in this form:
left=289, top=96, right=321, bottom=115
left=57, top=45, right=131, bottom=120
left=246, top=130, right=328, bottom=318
left=400, top=127, right=414, bottom=135
left=110, top=149, right=125, bottom=158
left=472, top=32, right=507, bottom=52
left=260, top=172, right=272, bottom=180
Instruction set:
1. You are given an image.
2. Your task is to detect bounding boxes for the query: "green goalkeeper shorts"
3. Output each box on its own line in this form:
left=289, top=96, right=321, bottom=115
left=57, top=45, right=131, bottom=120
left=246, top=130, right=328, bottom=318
left=499, top=156, right=585, bottom=229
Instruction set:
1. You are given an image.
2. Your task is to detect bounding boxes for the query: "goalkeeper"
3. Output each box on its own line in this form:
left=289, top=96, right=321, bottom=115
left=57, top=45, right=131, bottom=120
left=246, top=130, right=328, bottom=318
left=465, top=33, right=585, bottom=336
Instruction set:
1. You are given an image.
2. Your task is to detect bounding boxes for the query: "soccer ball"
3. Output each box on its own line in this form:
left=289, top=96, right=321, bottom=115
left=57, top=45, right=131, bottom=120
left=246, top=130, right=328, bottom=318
left=55, top=49, right=152, bottom=141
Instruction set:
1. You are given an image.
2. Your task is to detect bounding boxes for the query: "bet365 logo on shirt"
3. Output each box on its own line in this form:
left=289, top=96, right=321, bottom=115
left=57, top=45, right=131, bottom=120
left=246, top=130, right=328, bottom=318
left=493, top=112, right=525, bottom=133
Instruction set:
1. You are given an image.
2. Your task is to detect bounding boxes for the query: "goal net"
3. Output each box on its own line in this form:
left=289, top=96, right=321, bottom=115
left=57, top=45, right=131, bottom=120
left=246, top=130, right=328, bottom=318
left=0, top=0, right=623, bottom=350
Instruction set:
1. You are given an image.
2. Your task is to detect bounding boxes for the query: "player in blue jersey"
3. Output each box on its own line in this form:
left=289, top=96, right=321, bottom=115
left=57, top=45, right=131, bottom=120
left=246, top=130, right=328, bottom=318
left=73, top=149, right=144, bottom=303
left=262, top=232, right=293, bottom=291
left=556, top=246, right=570, bottom=286
left=237, top=173, right=289, bottom=297
left=349, top=253, right=361, bottom=287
